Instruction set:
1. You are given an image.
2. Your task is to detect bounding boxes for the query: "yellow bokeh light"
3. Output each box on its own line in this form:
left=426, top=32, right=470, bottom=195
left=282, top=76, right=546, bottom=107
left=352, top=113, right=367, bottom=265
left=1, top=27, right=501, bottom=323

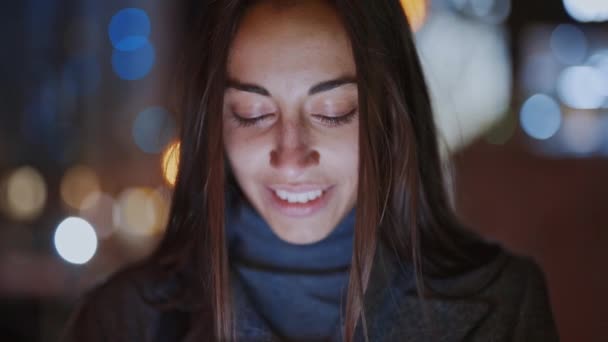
left=113, top=187, right=169, bottom=237
left=1, top=166, right=47, bottom=221
left=161, top=141, right=180, bottom=187
left=400, top=0, right=429, bottom=32
left=60, top=165, right=101, bottom=210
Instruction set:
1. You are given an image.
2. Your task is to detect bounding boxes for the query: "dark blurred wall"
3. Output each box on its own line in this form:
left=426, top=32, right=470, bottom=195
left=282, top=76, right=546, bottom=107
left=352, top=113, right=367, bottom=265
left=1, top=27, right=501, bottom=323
left=455, top=140, right=608, bottom=342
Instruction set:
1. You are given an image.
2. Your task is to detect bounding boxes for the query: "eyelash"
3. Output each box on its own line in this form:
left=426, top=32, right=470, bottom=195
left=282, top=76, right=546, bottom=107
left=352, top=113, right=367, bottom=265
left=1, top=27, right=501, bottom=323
left=231, top=109, right=357, bottom=128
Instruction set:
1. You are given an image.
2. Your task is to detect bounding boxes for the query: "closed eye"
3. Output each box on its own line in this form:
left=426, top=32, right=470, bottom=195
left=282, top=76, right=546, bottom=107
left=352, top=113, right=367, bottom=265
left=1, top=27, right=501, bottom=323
left=231, top=112, right=274, bottom=127
left=231, top=109, right=357, bottom=128
left=312, top=109, right=357, bottom=127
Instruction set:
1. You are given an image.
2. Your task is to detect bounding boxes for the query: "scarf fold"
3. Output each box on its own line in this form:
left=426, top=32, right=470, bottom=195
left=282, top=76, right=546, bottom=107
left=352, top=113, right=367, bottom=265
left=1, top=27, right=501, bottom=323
left=226, top=199, right=355, bottom=341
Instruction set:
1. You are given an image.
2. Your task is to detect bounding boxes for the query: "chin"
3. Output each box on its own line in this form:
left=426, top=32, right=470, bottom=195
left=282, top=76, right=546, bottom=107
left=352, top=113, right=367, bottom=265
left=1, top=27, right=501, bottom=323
left=269, top=217, right=335, bottom=245
left=275, top=227, right=330, bottom=245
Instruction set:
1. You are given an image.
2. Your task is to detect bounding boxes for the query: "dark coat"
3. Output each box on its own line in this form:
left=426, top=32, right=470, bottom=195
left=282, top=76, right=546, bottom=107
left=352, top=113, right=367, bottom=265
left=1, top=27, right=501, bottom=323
left=63, top=245, right=559, bottom=342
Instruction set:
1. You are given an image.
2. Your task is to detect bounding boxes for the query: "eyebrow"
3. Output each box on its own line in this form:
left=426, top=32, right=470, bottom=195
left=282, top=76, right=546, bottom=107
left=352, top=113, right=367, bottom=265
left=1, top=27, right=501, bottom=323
left=226, top=76, right=357, bottom=97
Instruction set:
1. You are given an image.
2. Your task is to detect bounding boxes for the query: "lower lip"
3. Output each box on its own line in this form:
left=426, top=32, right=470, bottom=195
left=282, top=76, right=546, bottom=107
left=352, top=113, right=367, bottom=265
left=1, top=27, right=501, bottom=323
left=266, top=186, right=333, bottom=217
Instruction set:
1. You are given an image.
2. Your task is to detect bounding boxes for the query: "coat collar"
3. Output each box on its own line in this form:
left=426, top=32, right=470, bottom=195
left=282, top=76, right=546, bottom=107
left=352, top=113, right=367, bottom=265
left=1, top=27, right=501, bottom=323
left=231, top=242, right=506, bottom=341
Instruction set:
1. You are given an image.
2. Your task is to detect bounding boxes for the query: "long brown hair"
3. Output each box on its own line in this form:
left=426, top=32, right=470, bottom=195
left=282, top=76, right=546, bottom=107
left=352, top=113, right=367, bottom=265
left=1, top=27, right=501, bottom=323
left=153, top=0, right=499, bottom=341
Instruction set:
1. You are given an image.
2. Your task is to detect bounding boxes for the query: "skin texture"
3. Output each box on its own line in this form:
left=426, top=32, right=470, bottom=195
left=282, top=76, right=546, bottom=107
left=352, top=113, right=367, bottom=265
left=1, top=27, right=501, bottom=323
left=223, top=0, right=359, bottom=244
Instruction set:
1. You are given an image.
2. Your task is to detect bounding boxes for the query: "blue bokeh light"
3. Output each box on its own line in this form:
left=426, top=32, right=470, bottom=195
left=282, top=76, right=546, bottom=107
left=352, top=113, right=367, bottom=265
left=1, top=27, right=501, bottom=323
left=132, top=107, right=176, bottom=154
left=108, top=8, right=151, bottom=51
left=550, top=24, right=588, bottom=65
left=111, top=41, right=155, bottom=80
left=520, top=94, right=562, bottom=140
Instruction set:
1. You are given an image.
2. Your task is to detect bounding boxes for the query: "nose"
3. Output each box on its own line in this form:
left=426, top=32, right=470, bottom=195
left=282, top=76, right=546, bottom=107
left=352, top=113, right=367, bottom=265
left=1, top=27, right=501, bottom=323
left=270, top=120, right=320, bottom=177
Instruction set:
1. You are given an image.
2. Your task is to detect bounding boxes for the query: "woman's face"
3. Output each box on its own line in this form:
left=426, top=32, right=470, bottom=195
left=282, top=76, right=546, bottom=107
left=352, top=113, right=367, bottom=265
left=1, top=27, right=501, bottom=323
left=223, top=0, right=358, bottom=244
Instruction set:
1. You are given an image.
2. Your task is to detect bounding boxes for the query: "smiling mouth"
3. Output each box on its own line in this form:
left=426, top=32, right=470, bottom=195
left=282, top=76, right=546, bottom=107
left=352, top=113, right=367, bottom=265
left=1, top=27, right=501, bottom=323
left=273, top=189, right=325, bottom=203
left=266, top=185, right=333, bottom=217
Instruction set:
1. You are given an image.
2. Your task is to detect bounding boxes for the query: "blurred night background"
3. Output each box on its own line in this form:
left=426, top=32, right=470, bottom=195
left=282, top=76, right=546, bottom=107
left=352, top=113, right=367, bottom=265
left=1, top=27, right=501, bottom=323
left=0, top=0, right=606, bottom=341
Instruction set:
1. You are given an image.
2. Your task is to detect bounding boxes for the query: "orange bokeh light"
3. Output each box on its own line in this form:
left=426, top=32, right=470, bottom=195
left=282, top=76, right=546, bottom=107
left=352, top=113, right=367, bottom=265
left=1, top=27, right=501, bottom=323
left=161, top=141, right=180, bottom=187
left=400, top=0, right=429, bottom=32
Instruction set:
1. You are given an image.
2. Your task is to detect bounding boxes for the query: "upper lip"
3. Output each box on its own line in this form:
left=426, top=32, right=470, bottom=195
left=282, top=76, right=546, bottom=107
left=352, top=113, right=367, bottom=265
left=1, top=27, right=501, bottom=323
left=268, top=184, right=332, bottom=192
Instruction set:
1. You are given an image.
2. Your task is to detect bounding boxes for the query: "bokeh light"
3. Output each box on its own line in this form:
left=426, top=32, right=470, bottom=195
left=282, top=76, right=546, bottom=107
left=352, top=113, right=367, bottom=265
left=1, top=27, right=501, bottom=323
left=111, top=41, right=155, bottom=80
left=54, top=217, right=98, bottom=265
left=400, top=0, right=428, bottom=31
left=1, top=167, right=47, bottom=221
left=108, top=8, right=151, bottom=51
left=162, top=141, right=180, bottom=186
left=132, top=106, right=176, bottom=154
left=563, top=0, right=608, bottom=23
left=588, top=50, right=608, bottom=77
left=587, top=51, right=608, bottom=98
left=472, top=0, right=510, bottom=21
left=417, top=12, right=511, bottom=150
left=520, top=94, right=562, bottom=140
left=550, top=24, right=588, bottom=65
left=113, top=187, right=169, bottom=237
left=60, top=165, right=101, bottom=210
left=557, top=66, right=605, bottom=110
left=449, top=0, right=511, bottom=23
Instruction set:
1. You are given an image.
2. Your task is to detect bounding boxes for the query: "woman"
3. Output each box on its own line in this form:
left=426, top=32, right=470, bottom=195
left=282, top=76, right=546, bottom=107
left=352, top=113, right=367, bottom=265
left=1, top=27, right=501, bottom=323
left=64, top=0, right=559, bottom=341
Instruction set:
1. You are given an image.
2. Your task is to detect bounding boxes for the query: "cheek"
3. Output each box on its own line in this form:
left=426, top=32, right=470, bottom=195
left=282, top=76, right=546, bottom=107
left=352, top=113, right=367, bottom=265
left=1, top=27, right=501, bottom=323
left=223, top=126, right=265, bottom=181
left=223, top=125, right=246, bottom=177
left=322, top=125, right=359, bottom=180
left=341, top=123, right=359, bottom=166
left=343, top=127, right=359, bottom=192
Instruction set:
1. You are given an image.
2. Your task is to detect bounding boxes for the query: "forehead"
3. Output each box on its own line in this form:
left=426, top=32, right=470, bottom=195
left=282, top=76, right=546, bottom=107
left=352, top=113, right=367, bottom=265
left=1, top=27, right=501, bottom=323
left=227, top=0, right=355, bottom=84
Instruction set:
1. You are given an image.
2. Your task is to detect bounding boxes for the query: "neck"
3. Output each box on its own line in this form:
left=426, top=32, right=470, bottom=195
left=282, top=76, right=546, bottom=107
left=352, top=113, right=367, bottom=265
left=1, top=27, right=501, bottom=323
left=225, top=196, right=356, bottom=341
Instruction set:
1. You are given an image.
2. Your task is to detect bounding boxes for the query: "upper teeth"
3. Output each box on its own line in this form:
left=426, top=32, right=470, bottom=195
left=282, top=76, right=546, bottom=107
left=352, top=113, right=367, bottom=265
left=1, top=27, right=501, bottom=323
left=274, top=189, right=324, bottom=203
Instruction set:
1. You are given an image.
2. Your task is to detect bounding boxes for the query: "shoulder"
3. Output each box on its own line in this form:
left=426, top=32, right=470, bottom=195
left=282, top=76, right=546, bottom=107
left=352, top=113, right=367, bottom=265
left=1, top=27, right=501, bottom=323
left=472, top=250, right=560, bottom=341
left=368, top=245, right=559, bottom=341
left=421, top=248, right=560, bottom=341
left=427, top=247, right=554, bottom=304
left=486, top=252, right=549, bottom=296
left=61, top=260, right=171, bottom=342
left=423, top=246, right=548, bottom=299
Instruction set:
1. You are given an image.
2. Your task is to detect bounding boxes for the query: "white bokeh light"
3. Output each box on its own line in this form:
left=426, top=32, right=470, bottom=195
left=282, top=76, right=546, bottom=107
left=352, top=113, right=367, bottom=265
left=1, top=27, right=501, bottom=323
left=132, top=107, right=176, bottom=154
left=54, top=217, right=98, bottom=265
left=588, top=51, right=608, bottom=97
left=589, top=50, right=608, bottom=74
left=450, top=0, right=511, bottom=23
left=416, top=12, right=512, bottom=150
left=557, top=66, right=606, bottom=109
left=563, top=0, right=608, bottom=23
